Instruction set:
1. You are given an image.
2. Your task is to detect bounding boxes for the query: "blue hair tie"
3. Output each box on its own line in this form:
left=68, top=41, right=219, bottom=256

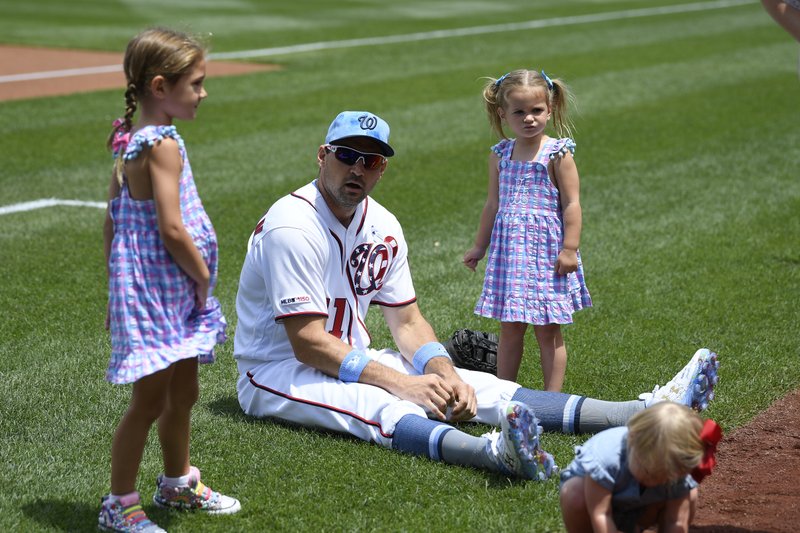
left=495, top=72, right=509, bottom=87
left=541, top=70, right=554, bottom=91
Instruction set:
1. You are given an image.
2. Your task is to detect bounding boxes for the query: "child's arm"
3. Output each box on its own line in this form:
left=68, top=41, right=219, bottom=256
left=103, top=174, right=121, bottom=329
left=148, top=138, right=211, bottom=308
left=463, top=153, right=500, bottom=271
left=103, top=174, right=120, bottom=276
left=583, top=477, right=618, bottom=533
left=659, top=492, right=693, bottom=533
left=552, top=153, right=582, bottom=275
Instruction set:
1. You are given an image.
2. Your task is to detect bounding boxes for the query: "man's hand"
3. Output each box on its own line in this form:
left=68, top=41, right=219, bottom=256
left=390, top=373, right=455, bottom=421
left=425, top=357, right=477, bottom=422
left=446, top=375, right=477, bottom=422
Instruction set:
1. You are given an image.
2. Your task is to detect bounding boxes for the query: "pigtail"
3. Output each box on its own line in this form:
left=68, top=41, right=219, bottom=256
left=106, top=83, right=137, bottom=186
left=546, top=76, right=576, bottom=140
left=123, top=83, right=137, bottom=132
left=482, top=76, right=507, bottom=139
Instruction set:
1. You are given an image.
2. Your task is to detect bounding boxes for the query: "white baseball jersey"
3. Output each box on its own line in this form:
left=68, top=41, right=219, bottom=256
left=234, top=180, right=520, bottom=446
left=234, top=180, right=416, bottom=363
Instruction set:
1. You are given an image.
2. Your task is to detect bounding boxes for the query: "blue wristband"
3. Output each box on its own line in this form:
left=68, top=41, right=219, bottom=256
left=412, top=342, right=451, bottom=374
left=339, top=349, right=370, bottom=383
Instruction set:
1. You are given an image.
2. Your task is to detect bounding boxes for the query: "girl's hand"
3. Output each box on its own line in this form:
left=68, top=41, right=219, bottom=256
left=195, top=278, right=209, bottom=310
left=463, top=246, right=486, bottom=272
left=556, top=248, right=578, bottom=275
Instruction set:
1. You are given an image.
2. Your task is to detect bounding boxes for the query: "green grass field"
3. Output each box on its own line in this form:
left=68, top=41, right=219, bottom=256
left=1, top=0, right=798, bottom=531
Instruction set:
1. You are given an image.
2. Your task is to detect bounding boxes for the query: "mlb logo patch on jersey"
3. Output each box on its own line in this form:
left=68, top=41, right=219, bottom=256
left=280, top=295, right=311, bottom=306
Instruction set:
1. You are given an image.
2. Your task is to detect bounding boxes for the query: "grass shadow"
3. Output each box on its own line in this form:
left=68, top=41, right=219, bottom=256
left=204, top=394, right=248, bottom=420
left=20, top=498, right=178, bottom=532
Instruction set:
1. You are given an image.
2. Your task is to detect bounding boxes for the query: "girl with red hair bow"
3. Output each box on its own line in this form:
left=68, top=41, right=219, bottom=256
left=559, top=401, right=722, bottom=533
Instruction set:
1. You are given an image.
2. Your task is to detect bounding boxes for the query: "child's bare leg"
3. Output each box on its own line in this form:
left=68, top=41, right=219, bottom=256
left=110, top=367, right=173, bottom=494
left=653, top=488, right=697, bottom=531
left=497, top=321, right=527, bottom=381
left=635, top=502, right=665, bottom=531
left=559, top=477, right=592, bottom=532
left=637, top=488, right=695, bottom=531
left=158, top=357, right=199, bottom=477
left=762, top=0, right=800, bottom=42
left=534, top=324, right=566, bottom=392
left=688, top=487, right=698, bottom=524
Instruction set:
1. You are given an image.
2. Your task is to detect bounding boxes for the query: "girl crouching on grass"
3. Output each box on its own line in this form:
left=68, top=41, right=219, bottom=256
left=559, top=401, right=721, bottom=533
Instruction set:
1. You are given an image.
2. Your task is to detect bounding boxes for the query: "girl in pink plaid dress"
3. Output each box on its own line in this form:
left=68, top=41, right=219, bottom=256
left=464, top=69, right=591, bottom=391
left=99, top=28, right=239, bottom=533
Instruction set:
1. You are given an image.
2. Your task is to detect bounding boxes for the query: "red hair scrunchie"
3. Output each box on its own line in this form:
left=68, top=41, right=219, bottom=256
left=691, top=419, right=723, bottom=482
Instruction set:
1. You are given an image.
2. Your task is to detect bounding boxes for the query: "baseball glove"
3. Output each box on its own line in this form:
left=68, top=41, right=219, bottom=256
left=444, top=328, right=499, bottom=375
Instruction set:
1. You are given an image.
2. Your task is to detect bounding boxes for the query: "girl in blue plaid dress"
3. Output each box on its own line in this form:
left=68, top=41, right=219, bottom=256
left=99, top=28, right=239, bottom=532
left=464, top=69, right=591, bottom=390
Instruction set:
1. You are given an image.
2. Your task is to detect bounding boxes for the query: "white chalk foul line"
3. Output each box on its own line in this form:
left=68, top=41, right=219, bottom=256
left=0, top=198, right=106, bottom=216
left=210, top=0, right=754, bottom=60
left=0, top=64, right=122, bottom=84
left=0, top=0, right=753, bottom=84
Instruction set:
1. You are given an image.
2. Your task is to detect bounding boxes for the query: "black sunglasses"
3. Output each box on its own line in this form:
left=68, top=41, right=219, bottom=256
left=325, top=145, right=386, bottom=170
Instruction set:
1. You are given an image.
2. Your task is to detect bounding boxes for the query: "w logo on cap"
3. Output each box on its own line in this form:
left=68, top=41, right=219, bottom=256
left=358, top=114, right=378, bottom=131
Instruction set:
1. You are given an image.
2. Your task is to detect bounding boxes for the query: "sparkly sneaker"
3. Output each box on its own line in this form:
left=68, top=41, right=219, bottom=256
left=483, top=401, right=558, bottom=481
left=153, top=466, right=241, bottom=515
left=98, top=492, right=165, bottom=532
left=643, top=348, right=719, bottom=411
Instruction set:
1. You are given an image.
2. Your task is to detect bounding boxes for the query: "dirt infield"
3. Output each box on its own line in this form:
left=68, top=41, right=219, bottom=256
left=1, top=45, right=798, bottom=533
left=690, top=389, right=800, bottom=533
left=0, top=45, right=276, bottom=101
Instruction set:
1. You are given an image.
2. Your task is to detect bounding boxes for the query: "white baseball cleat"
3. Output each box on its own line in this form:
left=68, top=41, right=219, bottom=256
left=642, top=348, right=719, bottom=411
left=483, top=401, right=557, bottom=480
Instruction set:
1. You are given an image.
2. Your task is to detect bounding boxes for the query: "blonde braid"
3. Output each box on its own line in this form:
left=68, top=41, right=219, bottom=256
left=106, top=83, right=138, bottom=185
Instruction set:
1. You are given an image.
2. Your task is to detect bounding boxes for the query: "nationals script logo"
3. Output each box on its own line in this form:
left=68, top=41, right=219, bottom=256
left=358, top=114, right=378, bottom=131
left=349, top=235, right=399, bottom=295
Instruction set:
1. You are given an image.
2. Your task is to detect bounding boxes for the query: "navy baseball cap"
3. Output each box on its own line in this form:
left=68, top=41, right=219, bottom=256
left=325, top=111, right=395, bottom=157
